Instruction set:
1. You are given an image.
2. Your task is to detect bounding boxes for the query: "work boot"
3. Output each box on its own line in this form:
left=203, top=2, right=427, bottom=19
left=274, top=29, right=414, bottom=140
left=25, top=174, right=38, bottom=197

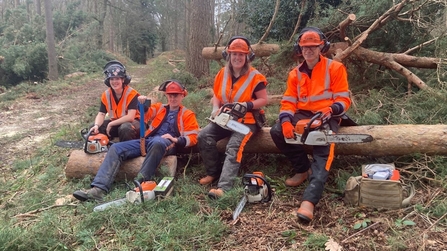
left=73, top=187, right=105, bottom=202
left=285, top=171, right=309, bottom=187
left=199, top=175, right=216, bottom=185
left=297, top=201, right=314, bottom=222
left=208, top=188, right=224, bottom=199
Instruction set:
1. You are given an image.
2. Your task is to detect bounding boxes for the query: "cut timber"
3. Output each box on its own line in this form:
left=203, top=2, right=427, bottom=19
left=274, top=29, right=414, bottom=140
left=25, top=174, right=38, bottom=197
left=64, top=151, right=177, bottom=180
left=202, top=43, right=280, bottom=60
left=65, top=124, right=447, bottom=179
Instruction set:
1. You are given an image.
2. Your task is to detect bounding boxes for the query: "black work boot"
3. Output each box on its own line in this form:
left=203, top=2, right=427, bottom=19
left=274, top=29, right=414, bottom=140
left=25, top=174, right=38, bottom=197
left=73, top=187, right=105, bottom=202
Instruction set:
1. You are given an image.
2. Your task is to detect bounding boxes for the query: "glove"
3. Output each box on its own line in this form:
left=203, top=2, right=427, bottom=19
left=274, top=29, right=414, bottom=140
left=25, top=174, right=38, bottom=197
left=318, top=107, right=332, bottom=121
left=281, top=121, right=295, bottom=139
left=236, top=101, right=253, bottom=111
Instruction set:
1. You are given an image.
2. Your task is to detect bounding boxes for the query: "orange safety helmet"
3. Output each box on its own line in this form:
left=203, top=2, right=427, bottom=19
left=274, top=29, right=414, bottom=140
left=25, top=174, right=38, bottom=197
left=298, top=31, right=324, bottom=47
left=227, top=38, right=250, bottom=54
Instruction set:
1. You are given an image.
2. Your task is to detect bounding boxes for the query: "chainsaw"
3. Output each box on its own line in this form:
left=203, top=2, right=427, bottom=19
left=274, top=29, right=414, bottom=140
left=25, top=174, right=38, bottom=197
left=81, top=128, right=110, bottom=154
left=284, top=112, right=373, bottom=145
left=93, top=177, right=174, bottom=212
left=232, top=172, right=272, bottom=220
left=207, top=103, right=251, bottom=135
left=54, top=128, right=111, bottom=153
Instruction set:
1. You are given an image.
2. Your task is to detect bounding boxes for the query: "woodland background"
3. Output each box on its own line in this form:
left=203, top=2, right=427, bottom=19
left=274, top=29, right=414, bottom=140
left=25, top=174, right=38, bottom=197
left=1, top=0, right=447, bottom=250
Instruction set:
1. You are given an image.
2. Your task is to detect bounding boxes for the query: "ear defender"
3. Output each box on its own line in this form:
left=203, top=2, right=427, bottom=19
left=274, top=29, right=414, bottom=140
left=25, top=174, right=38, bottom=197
left=293, top=27, right=331, bottom=55
left=221, top=36, right=256, bottom=62
left=159, top=79, right=188, bottom=97
left=103, top=60, right=131, bottom=87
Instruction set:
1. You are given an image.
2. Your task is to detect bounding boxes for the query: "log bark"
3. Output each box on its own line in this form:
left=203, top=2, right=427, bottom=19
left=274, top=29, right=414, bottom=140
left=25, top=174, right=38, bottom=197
left=65, top=152, right=177, bottom=180
left=202, top=43, right=280, bottom=60
left=65, top=124, right=447, bottom=179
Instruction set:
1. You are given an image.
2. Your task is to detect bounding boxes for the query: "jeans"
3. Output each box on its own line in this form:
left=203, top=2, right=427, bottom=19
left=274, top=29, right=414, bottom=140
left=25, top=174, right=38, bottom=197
left=91, top=136, right=175, bottom=192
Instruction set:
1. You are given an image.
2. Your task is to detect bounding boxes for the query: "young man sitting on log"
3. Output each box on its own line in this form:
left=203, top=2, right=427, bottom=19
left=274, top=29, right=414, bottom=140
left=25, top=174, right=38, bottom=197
left=73, top=80, right=199, bottom=202
left=269, top=27, right=351, bottom=222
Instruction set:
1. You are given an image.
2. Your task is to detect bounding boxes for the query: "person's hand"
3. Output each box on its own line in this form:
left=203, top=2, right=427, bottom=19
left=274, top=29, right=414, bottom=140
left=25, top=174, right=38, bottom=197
left=211, top=107, right=221, bottom=119
left=318, top=107, right=332, bottom=121
left=89, top=124, right=99, bottom=134
left=281, top=121, right=295, bottom=139
left=138, top=95, right=147, bottom=104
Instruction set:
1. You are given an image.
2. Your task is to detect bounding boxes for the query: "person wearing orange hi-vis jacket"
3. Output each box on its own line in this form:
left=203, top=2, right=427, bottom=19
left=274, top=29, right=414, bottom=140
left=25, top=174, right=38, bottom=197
left=198, top=36, right=268, bottom=199
left=73, top=80, right=199, bottom=202
left=270, top=27, right=351, bottom=222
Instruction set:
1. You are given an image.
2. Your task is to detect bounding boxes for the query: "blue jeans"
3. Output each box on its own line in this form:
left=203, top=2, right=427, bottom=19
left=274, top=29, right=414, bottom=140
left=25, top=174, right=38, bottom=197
left=91, top=136, right=175, bottom=192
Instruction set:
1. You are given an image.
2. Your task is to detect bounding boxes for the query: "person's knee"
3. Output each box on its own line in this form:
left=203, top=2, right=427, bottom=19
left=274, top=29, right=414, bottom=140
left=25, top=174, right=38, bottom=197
left=118, top=122, right=137, bottom=141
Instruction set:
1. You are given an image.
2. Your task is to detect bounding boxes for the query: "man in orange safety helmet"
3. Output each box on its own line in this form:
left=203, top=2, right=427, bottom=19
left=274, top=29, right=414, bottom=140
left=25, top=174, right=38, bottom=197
left=270, top=27, right=351, bottom=222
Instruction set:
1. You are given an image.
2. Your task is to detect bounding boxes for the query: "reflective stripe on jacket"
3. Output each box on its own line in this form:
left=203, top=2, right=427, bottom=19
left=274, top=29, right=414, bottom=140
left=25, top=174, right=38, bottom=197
left=214, top=66, right=267, bottom=124
left=144, top=103, right=199, bottom=147
left=280, top=55, right=351, bottom=118
left=101, top=85, right=140, bottom=120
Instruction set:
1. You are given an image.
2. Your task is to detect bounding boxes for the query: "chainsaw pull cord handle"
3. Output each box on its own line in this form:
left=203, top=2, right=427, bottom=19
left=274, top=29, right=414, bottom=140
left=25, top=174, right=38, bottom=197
left=133, top=180, right=145, bottom=203
left=242, top=174, right=272, bottom=203
left=301, top=112, right=323, bottom=144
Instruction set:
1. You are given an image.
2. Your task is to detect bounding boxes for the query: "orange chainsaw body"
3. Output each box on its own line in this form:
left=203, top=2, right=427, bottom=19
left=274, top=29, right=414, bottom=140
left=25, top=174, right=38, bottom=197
left=295, top=119, right=322, bottom=134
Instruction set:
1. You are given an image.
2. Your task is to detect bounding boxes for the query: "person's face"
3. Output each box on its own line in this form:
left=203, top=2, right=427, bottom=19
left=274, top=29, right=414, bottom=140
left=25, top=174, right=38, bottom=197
left=109, top=77, right=124, bottom=90
left=166, top=93, right=184, bottom=108
left=230, top=52, right=247, bottom=71
left=301, top=45, right=321, bottom=63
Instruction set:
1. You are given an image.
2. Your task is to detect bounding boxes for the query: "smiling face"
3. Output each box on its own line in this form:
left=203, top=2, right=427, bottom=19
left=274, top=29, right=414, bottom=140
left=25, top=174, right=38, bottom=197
left=165, top=93, right=184, bottom=109
left=109, top=77, right=124, bottom=91
left=301, top=46, right=321, bottom=66
left=229, top=52, right=247, bottom=74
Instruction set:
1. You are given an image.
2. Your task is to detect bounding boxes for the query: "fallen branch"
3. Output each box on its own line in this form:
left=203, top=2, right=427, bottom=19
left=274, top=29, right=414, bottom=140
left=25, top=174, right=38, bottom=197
left=14, top=203, right=77, bottom=218
left=419, top=211, right=447, bottom=237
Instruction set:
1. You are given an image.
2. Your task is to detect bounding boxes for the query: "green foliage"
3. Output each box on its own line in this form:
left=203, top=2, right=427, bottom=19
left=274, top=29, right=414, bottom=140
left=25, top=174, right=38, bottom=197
left=394, top=219, right=416, bottom=228
left=303, top=233, right=329, bottom=250
left=353, top=213, right=372, bottom=229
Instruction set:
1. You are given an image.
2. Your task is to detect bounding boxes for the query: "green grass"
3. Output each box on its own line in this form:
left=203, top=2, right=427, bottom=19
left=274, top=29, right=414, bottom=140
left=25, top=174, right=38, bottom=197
left=1, top=52, right=447, bottom=250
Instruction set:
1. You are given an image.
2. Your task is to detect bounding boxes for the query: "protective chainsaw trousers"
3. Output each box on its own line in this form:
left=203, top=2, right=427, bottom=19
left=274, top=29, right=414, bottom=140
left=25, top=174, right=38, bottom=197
left=198, top=122, right=257, bottom=191
left=91, top=136, right=175, bottom=192
left=96, top=119, right=140, bottom=142
left=269, top=111, right=340, bottom=205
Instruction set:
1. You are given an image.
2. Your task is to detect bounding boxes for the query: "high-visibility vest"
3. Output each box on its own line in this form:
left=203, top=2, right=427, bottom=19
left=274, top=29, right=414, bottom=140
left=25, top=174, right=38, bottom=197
left=214, top=66, right=267, bottom=124
left=102, top=85, right=140, bottom=120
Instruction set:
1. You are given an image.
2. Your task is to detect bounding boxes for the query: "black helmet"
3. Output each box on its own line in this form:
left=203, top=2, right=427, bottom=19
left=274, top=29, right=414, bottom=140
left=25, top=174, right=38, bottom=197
left=103, top=60, right=131, bottom=87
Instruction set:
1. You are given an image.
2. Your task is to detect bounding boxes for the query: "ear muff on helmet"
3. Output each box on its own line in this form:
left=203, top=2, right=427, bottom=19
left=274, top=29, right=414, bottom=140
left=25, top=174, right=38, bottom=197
left=103, top=60, right=132, bottom=87
left=158, top=79, right=188, bottom=97
left=221, top=36, right=256, bottom=62
left=293, top=27, right=331, bottom=55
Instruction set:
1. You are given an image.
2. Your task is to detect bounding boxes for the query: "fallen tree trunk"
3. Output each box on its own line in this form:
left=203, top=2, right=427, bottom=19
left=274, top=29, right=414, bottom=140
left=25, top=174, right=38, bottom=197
left=65, top=124, right=447, bottom=180
left=202, top=43, right=280, bottom=60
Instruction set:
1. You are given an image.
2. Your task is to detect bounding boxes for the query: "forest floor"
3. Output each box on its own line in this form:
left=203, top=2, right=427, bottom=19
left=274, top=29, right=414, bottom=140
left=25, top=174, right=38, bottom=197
left=1, top=53, right=446, bottom=250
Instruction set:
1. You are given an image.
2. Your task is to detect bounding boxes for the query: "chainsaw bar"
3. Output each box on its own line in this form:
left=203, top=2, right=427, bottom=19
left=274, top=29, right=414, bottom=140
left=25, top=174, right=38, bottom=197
left=55, top=140, right=84, bottom=149
left=285, top=131, right=373, bottom=145
left=232, top=195, right=248, bottom=221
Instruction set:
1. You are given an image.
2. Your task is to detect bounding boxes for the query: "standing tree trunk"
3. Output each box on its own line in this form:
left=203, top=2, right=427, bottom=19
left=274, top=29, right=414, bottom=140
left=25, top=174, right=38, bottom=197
left=34, top=0, right=41, bottom=16
left=186, top=0, right=212, bottom=78
left=44, top=0, right=58, bottom=80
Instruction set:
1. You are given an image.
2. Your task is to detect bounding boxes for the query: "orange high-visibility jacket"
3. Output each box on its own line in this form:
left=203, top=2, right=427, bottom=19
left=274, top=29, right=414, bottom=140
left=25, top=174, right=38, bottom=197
left=101, top=85, right=140, bottom=120
left=214, top=66, right=267, bottom=124
left=280, top=55, right=351, bottom=118
left=144, top=103, right=199, bottom=147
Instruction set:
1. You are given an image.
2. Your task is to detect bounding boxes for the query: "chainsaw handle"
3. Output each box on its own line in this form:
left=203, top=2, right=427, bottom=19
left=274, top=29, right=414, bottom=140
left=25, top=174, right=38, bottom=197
left=218, top=103, right=247, bottom=119
left=302, top=112, right=323, bottom=144
left=242, top=174, right=272, bottom=203
left=133, top=180, right=145, bottom=203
